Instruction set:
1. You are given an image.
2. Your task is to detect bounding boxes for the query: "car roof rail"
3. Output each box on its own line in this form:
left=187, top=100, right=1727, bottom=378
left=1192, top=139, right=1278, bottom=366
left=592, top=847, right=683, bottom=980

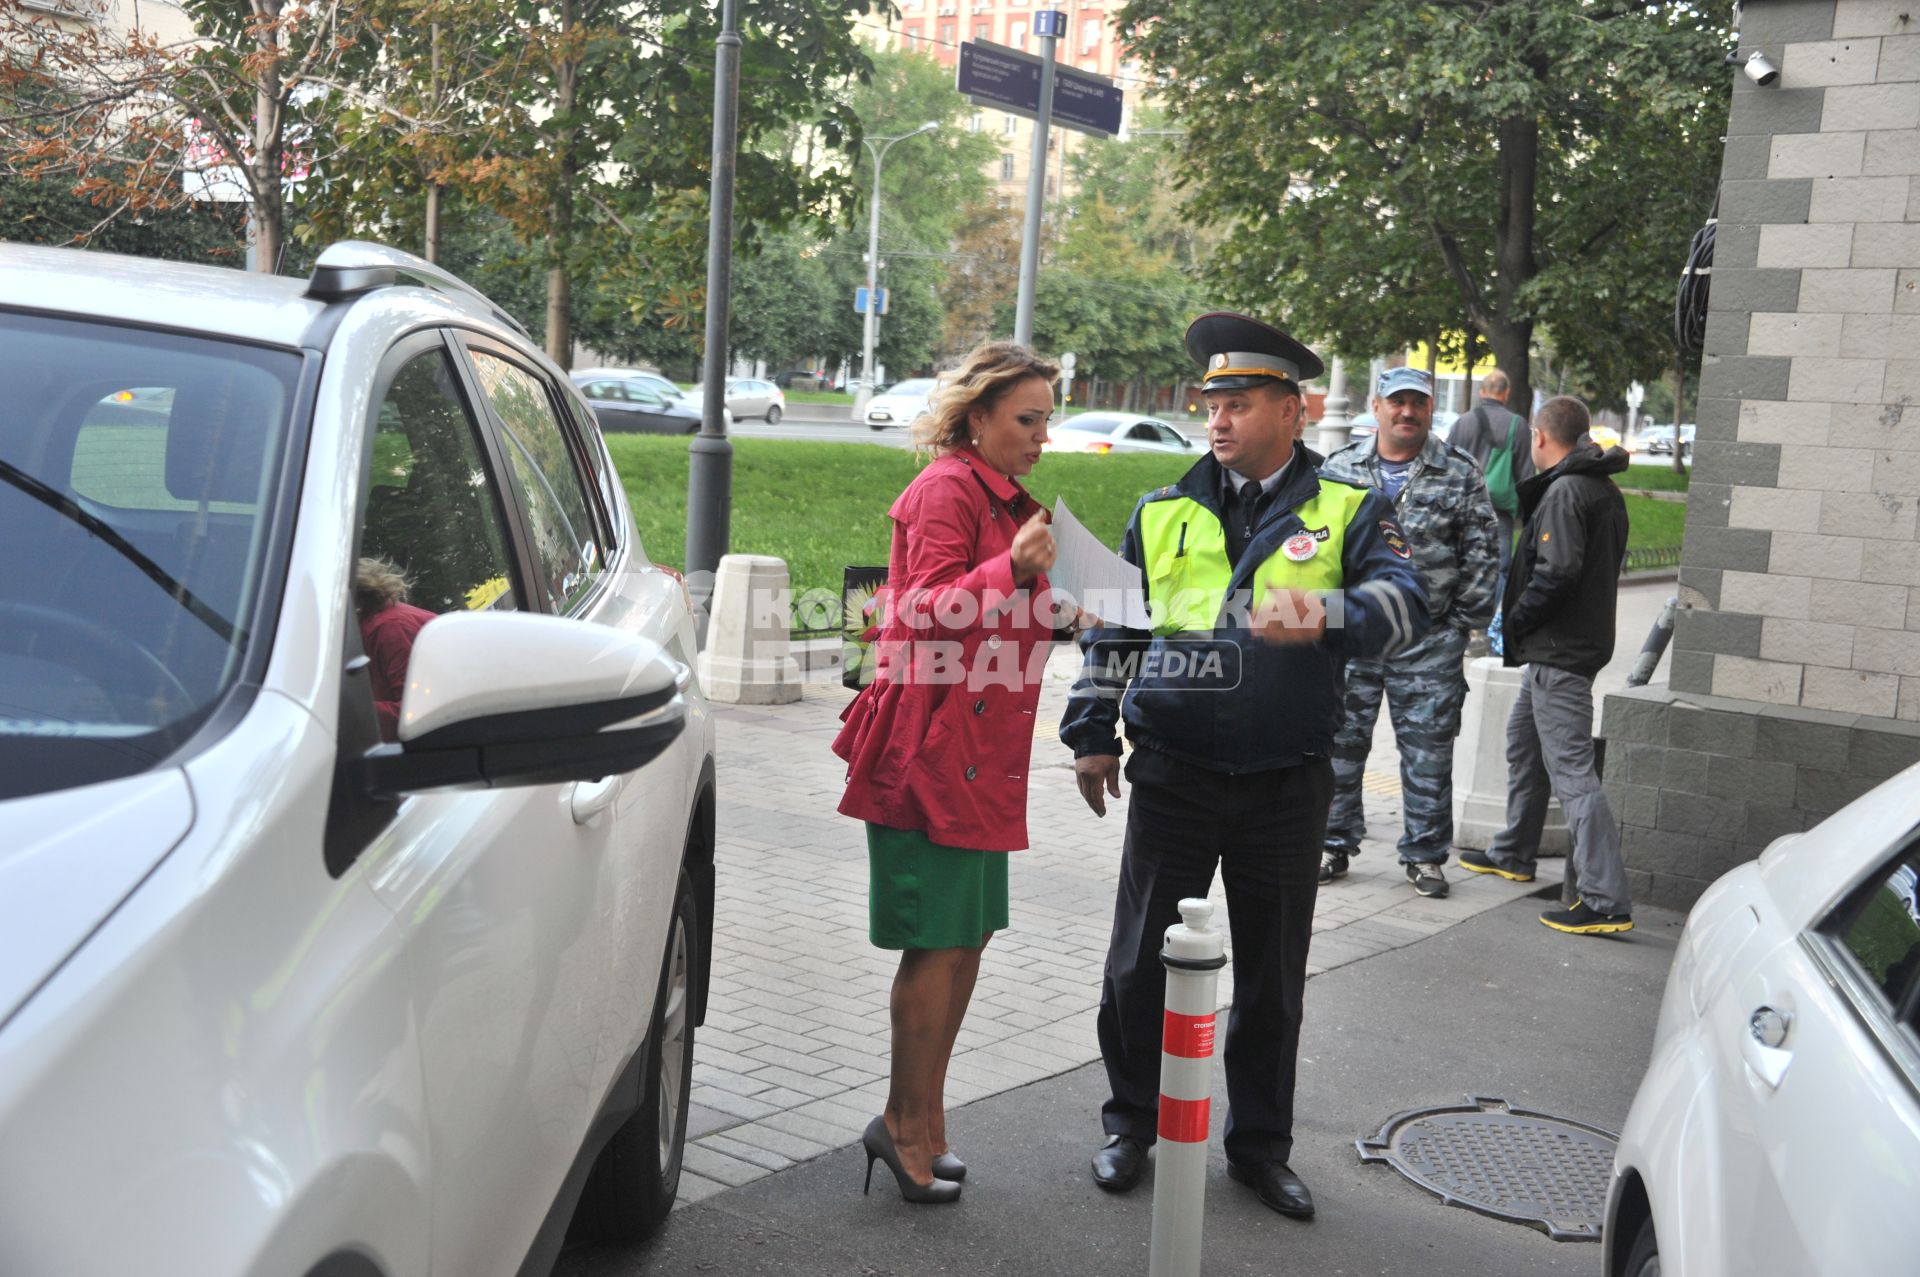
left=305, top=240, right=533, bottom=341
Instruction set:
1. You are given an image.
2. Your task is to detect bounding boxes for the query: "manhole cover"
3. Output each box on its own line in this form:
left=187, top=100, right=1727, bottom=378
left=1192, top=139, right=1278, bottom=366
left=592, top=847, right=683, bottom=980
left=1356, top=1096, right=1616, bottom=1241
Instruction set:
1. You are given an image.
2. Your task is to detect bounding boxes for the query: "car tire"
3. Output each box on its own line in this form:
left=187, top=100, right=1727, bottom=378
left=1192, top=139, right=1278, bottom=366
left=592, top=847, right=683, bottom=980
left=766, top=405, right=782, bottom=425
left=1622, top=1216, right=1660, bottom=1277
left=575, top=868, right=698, bottom=1243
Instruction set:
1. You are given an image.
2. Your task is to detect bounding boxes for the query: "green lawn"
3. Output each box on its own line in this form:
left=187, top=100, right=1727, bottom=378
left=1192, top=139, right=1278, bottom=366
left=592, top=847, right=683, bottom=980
left=605, top=435, right=1690, bottom=600
left=1618, top=465, right=1692, bottom=493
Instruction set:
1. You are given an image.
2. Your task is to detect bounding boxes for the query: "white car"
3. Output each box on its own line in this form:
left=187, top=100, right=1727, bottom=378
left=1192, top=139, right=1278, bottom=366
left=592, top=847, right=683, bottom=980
left=0, top=241, right=717, bottom=1276
left=861, top=378, right=936, bottom=430
left=573, top=365, right=694, bottom=409
left=1604, top=764, right=1920, bottom=1276
left=1048, top=412, right=1198, bottom=456
left=691, top=377, right=785, bottom=423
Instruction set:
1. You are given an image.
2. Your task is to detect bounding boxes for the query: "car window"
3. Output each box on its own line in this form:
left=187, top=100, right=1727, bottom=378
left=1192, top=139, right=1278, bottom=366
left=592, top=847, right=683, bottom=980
left=1150, top=422, right=1186, bottom=446
left=469, top=350, right=604, bottom=615
left=561, top=391, right=621, bottom=556
left=1126, top=422, right=1160, bottom=441
left=1070, top=414, right=1116, bottom=433
left=627, top=385, right=667, bottom=411
left=0, top=309, right=301, bottom=799
left=355, top=348, right=520, bottom=740
left=586, top=380, right=629, bottom=402
left=890, top=379, right=936, bottom=396
left=1831, top=848, right=1920, bottom=1019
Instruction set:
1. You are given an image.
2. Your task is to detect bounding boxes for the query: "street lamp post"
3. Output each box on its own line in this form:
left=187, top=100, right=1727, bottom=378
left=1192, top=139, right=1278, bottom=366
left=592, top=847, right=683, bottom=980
left=855, top=122, right=938, bottom=417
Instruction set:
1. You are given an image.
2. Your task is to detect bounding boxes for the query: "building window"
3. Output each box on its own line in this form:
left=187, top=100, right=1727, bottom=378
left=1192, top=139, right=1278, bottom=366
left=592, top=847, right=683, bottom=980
left=1081, top=17, right=1101, bottom=53
left=1009, top=20, right=1026, bottom=48
left=1004, top=113, right=1017, bottom=135
left=938, top=20, right=955, bottom=43
left=1001, top=153, right=1015, bottom=181
left=974, top=20, right=990, bottom=39
left=969, top=113, right=982, bottom=133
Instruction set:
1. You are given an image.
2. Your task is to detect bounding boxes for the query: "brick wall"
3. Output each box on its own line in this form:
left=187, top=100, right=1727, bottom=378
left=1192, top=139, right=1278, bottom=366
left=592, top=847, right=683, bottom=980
left=1604, top=0, right=1920, bottom=909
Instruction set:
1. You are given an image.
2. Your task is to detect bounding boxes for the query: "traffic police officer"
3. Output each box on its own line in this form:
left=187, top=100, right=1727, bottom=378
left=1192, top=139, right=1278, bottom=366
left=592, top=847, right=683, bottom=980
left=1060, top=313, right=1429, bottom=1218
left=1318, top=367, right=1501, bottom=898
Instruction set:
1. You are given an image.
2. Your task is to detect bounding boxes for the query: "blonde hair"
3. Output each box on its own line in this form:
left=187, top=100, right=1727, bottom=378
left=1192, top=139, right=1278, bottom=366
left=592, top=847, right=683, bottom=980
left=354, top=556, right=412, bottom=615
left=911, top=341, right=1061, bottom=455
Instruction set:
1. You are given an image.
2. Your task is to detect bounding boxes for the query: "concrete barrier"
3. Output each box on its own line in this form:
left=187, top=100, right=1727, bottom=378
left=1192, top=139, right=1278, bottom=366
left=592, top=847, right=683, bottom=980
left=697, top=554, right=802, bottom=705
left=1452, top=657, right=1569, bottom=856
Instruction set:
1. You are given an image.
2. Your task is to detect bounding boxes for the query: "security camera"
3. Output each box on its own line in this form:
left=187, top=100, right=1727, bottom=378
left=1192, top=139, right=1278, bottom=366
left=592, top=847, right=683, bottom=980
left=1743, top=51, right=1780, bottom=86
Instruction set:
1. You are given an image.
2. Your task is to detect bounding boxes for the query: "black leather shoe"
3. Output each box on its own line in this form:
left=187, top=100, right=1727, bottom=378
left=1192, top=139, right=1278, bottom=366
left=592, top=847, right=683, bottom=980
left=1091, top=1135, right=1148, bottom=1192
left=1227, top=1160, right=1315, bottom=1218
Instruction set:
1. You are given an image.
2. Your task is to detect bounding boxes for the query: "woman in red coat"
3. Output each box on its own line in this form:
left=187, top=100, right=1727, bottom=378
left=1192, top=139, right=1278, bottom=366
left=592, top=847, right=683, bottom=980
left=833, top=342, right=1063, bottom=1203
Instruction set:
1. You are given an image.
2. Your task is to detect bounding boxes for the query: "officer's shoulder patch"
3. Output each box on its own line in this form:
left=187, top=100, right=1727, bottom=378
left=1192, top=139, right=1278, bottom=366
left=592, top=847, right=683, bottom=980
left=1146, top=483, right=1180, bottom=500
left=1380, top=521, right=1412, bottom=559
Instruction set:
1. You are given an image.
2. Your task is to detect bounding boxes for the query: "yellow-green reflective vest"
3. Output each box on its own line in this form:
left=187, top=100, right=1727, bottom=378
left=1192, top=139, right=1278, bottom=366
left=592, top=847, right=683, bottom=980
left=1138, top=481, right=1367, bottom=636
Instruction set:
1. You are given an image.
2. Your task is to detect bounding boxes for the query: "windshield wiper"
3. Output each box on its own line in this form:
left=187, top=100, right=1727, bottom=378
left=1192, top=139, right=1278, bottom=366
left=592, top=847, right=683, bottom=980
left=0, top=458, right=243, bottom=645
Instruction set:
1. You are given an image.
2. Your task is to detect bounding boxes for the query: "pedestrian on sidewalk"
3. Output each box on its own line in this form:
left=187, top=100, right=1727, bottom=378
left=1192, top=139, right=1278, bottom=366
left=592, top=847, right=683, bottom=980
left=1458, top=395, right=1636, bottom=934
left=1060, top=313, right=1429, bottom=1220
left=833, top=342, right=1064, bottom=1205
left=1318, top=367, right=1500, bottom=899
left=1447, top=368, right=1532, bottom=603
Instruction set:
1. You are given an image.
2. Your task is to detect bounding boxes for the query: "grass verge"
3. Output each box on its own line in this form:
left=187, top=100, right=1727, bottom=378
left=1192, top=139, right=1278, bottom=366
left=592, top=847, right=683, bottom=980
left=606, top=435, right=1687, bottom=601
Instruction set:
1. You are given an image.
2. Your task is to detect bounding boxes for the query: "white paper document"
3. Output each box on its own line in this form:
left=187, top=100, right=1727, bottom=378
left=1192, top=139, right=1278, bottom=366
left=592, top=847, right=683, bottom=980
left=1049, top=497, right=1154, bottom=630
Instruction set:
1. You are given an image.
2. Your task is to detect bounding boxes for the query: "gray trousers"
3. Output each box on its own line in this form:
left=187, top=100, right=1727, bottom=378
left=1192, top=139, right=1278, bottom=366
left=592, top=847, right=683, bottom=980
left=1486, top=664, right=1632, bottom=915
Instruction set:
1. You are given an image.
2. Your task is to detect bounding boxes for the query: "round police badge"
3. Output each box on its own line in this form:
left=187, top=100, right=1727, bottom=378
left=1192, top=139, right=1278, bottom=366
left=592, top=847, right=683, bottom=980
left=1283, top=533, right=1319, bottom=562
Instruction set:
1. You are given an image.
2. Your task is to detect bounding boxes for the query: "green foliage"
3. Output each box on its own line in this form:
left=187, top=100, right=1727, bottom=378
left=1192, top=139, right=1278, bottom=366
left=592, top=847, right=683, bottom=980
left=720, top=47, right=998, bottom=376
left=1116, top=0, right=1734, bottom=409
left=0, top=171, right=246, bottom=263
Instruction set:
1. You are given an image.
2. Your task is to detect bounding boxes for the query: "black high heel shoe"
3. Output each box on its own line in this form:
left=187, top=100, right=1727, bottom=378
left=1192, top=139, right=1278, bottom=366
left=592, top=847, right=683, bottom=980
left=862, top=1116, right=962, bottom=1204
left=931, top=1151, right=967, bottom=1182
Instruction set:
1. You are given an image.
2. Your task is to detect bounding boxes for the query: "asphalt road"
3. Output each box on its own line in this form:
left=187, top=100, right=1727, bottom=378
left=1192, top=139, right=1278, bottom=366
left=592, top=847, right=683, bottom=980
left=559, top=892, right=1681, bottom=1277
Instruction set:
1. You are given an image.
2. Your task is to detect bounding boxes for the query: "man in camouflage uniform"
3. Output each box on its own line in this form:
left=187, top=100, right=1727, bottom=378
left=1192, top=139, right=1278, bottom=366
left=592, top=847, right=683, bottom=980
left=1317, top=367, right=1500, bottom=898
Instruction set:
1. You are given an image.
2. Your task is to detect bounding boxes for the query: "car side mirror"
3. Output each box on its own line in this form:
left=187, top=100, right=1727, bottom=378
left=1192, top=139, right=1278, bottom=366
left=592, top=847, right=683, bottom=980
left=354, top=612, right=689, bottom=798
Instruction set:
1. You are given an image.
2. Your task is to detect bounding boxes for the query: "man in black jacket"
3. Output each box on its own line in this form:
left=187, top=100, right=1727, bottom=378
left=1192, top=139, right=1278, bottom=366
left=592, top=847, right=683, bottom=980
left=1458, top=396, right=1634, bottom=934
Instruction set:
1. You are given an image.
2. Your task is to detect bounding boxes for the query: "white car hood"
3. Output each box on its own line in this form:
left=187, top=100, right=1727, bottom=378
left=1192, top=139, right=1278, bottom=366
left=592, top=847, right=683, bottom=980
left=0, top=770, right=194, bottom=1029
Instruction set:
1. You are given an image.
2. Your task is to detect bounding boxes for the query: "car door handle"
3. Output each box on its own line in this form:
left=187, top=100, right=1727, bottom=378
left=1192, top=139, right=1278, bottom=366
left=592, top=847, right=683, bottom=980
left=1741, top=1005, right=1793, bottom=1089
left=570, top=775, right=622, bottom=824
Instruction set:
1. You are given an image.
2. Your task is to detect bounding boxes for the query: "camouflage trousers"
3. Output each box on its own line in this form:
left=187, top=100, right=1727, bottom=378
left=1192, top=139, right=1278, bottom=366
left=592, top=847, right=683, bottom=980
left=1325, top=628, right=1470, bottom=864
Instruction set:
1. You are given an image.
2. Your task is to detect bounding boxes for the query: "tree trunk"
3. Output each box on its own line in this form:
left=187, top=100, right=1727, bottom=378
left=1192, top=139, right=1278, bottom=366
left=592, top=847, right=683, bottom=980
left=1489, top=112, right=1539, bottom=419
left=249, top=1, right=283, bottom=274
left=544, top=8, right=579, bottom=368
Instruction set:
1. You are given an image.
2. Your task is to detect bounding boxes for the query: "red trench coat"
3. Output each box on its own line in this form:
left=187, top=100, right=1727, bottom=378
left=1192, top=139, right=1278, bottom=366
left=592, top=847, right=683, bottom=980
left=833, top=446, right=1058, bottom=852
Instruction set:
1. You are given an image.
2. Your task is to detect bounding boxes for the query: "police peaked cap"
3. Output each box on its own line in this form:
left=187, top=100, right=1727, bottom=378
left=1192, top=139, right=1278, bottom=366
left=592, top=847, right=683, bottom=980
left=1184, top=312, right=1325, bottom=391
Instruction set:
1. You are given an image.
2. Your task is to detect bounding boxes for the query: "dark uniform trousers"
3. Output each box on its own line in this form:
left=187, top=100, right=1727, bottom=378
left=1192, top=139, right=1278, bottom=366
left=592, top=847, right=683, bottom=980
left=1098, top=745, right=1333, bottom=1167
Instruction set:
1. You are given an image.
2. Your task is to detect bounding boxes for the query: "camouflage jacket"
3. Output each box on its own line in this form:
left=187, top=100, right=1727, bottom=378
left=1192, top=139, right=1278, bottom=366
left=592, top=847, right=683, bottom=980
left=1319, top=430, right=1500, bottom=645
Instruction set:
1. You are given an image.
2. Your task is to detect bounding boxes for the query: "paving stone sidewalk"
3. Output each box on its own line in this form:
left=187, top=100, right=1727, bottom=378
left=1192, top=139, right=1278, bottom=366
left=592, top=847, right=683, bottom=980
left=674, top=647, right=1561, bottom=1208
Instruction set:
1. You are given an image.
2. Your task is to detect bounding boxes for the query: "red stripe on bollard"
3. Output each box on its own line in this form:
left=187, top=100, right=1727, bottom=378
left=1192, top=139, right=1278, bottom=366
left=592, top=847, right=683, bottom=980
left=1162, top=1009, right=1216, bottom=1059
left=1158, top=1095, right=1210, bottom=1144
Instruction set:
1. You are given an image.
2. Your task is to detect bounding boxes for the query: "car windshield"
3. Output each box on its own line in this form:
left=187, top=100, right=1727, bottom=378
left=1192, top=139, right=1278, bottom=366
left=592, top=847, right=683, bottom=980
left=0, top=310, right=301, bottom=800
left=886, top=380, right=936, bottom=397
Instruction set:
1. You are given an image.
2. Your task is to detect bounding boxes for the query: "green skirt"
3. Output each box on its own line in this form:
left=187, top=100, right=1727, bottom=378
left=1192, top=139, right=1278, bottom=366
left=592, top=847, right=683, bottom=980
left=866, top=823, right=1010, bottom=950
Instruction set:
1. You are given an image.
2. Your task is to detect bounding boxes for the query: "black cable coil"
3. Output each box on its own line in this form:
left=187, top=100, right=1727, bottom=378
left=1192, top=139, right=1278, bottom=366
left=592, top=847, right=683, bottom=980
left=1674, top=217, right=1715, bottom=356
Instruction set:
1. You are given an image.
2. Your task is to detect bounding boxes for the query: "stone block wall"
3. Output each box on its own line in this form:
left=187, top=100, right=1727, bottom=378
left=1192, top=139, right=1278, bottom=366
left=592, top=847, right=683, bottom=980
left=1602, top=686, right=1920, bottom=907
left=1675, top=0, right=1920, bottom=719
left=1603, top=0, right=1920, bottom=910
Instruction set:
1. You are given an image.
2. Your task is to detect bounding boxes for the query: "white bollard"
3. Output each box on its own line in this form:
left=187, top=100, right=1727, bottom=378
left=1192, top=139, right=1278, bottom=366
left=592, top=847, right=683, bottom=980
left=1149, top=898, right=1226, bottom=1277
left=696, top=554, right=802, bottom=705
left=1452, top=656, right=1569, bottom=855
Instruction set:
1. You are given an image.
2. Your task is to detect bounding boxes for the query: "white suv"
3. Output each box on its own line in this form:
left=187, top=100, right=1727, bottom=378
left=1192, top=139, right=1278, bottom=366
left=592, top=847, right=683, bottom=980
left=0, top=241, right=717, bottom=1276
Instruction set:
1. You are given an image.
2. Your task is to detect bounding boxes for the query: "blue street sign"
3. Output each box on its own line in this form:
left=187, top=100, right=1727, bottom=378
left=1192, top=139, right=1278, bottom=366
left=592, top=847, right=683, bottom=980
left=1033, top=9, right=1067, bottom=38
left=855, top=286, right=888, bottom=315
left=956, top=39, right=1123, bottom=139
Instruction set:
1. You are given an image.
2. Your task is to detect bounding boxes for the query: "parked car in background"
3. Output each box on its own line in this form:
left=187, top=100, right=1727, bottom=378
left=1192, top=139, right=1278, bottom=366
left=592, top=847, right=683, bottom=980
left=0, top=240, right=717, bottom=1276
left=1048, top=412, right=1197, bottom=455
left=692, top=377, right=785, bottom=423
left=576, top=366, right=692, bottom=408
left=1635, top=423, right=1696, bottom=458
left=1604, top=763, right=1920, bottom=1277
left=771, top=369, right=826, bottom=390
left=862, top=378, right=937, bottom=430
left=574, top=369, right=722, bottom=434
left=1590, top=422, right=1623, bottom=451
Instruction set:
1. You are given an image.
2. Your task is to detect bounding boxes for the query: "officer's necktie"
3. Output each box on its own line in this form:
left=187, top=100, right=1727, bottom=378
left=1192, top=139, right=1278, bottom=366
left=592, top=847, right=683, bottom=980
left=1239, top=479, right=1263, bottom=540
